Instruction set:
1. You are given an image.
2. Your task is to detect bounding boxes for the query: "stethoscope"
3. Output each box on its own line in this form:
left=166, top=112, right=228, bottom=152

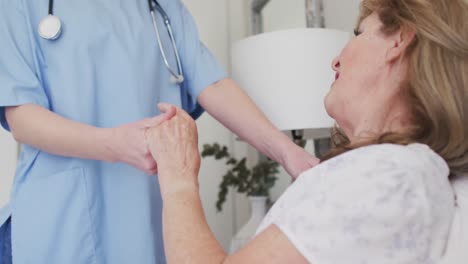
left=37, top=0, right=185, bottom=84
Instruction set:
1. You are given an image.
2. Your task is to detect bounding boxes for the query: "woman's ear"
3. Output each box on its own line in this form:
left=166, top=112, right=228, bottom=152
left=386, top=28, right=416, bottom=63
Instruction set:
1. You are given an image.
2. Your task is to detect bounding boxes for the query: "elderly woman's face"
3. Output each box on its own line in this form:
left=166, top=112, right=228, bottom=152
left=324, top=13, right=408, bottom=140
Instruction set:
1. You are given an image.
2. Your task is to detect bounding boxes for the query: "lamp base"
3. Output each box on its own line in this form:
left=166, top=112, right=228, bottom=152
left=291, top=130, right=330, bottom=159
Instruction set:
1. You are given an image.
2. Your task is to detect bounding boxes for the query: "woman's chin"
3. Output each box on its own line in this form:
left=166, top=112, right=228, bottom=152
left=324, top=97, right=335, bottom=118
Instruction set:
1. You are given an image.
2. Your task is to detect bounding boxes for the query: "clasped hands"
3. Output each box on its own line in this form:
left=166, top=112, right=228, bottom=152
left=109, top=102, right=318, bottom=194
left=146, top=103, right=202, bottom=196
left=108, top=103, right=200, bottom=195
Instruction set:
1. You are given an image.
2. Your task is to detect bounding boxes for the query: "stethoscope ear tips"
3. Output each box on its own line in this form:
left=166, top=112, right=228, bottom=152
left=38, top=15, right=62, bottom=40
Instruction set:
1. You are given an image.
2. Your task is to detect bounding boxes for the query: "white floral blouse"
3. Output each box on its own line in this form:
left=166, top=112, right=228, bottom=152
left=256, top=144, right=455, bottom=264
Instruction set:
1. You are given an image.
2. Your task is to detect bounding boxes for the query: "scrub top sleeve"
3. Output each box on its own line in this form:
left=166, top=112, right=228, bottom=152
left=176, top=2, right=227, bottom=117
left=0, top=0, right=49, bottom=131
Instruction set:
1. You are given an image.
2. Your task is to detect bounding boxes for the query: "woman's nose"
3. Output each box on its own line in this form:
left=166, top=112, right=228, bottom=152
left=331, top=57, right=340, bottom=71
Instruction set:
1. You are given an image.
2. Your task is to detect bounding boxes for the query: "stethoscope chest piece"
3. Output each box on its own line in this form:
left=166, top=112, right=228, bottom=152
left=38, top=15, right=62, bottom=40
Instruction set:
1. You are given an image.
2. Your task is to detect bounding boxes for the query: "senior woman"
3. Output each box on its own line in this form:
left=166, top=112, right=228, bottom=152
left=147, top=0, right=468, bottom=263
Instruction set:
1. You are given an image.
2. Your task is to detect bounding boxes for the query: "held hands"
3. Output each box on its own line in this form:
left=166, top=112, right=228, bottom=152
left=146, top=103, right=201, bottom=196
left=107, top=99, right=317, bottom=181
left=108, top=107, right=176, bottom=175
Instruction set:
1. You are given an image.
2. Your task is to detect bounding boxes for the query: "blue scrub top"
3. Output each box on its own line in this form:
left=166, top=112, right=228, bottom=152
left=0, top=0, right=226, bottom=262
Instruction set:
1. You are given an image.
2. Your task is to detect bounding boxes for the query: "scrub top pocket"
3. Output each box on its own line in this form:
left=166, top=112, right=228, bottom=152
left=11, top=167, right=97, bottom=264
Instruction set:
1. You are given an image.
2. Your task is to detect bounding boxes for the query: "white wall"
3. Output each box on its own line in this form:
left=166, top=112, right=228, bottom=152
left=263, top=0, right=361, bottom=33
left=0, top=130, right=17, bottom=208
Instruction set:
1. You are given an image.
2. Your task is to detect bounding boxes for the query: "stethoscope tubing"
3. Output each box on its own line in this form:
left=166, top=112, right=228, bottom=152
left=149, top=9, right=184, bottom=83
left=41, top=0, right=184, bottom=84
left=149, top=0, right=184, bottom=84
left=48, top=0, right=54, bottom=15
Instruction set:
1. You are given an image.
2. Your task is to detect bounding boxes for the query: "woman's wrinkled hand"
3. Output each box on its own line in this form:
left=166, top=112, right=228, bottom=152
left=146, top=103, right=201, bottom=196
left=108, top=107, right=176, bottom=175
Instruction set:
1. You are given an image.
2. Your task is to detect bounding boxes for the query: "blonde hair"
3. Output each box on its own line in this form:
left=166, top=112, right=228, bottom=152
left=323, top=0, right=468, bottom=176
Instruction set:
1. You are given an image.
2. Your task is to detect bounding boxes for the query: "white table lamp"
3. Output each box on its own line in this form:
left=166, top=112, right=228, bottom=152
left=231, top=28, right=350, bottom=140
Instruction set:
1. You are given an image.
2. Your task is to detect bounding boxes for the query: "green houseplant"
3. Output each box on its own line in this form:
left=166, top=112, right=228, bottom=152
left=201, top=143, right=279, bottom=212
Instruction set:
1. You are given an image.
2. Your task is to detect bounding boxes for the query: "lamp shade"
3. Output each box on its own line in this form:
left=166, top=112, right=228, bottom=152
left=231, top=28, right=350, bottom=138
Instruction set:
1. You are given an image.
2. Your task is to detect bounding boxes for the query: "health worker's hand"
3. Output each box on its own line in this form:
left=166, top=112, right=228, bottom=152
left=146, top=103, right=201, bottom=197
left=108, top=107, right=176, bottom=175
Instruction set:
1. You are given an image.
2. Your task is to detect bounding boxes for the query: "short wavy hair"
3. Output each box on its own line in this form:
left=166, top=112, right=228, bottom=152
left=323, top=0, right=468, bottom=176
